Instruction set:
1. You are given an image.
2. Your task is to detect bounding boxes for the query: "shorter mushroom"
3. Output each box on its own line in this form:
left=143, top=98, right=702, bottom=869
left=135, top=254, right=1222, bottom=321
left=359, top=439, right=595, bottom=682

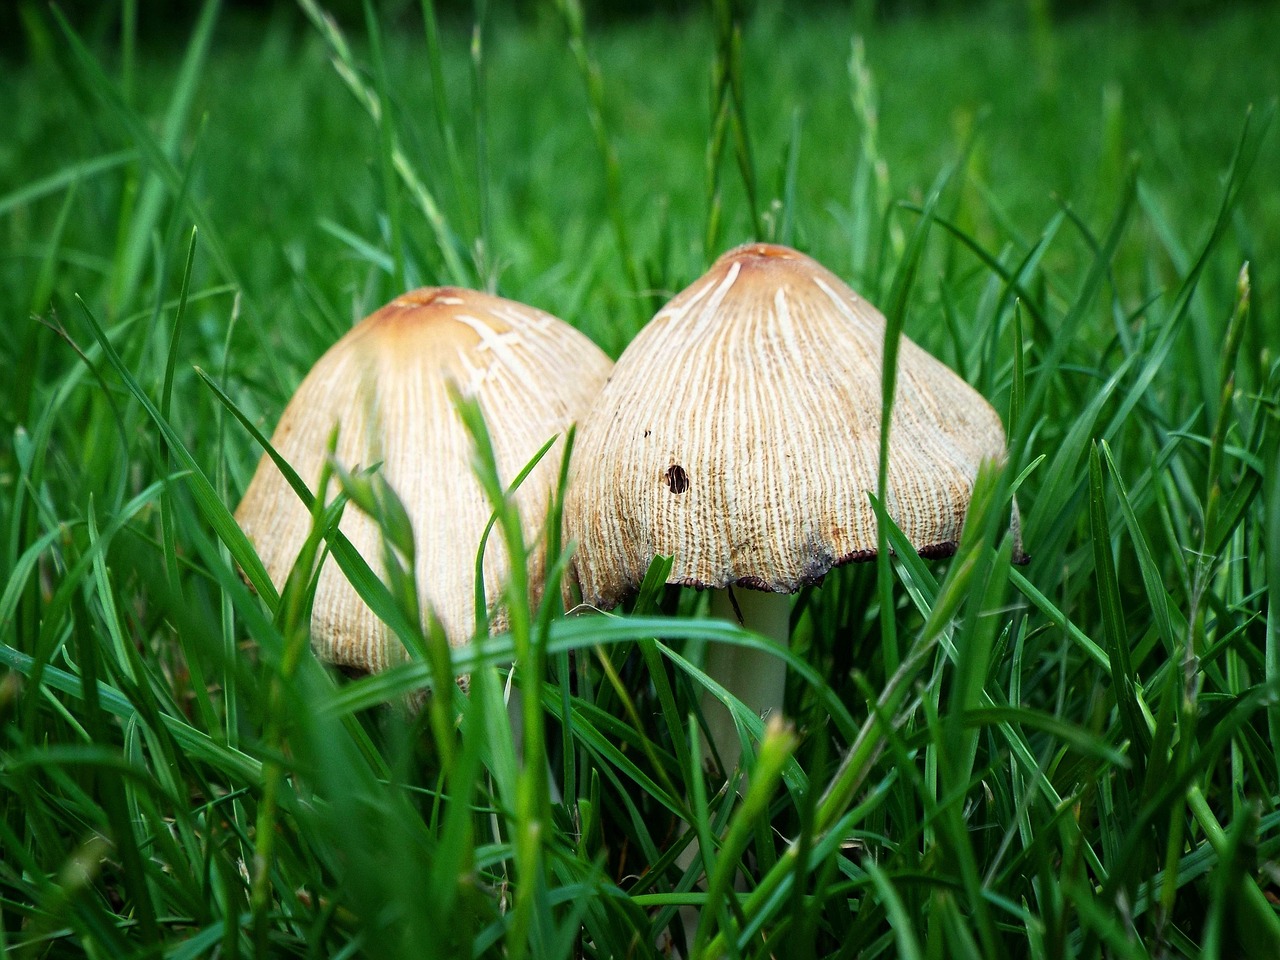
left=236, top=286, right=613, bottom=683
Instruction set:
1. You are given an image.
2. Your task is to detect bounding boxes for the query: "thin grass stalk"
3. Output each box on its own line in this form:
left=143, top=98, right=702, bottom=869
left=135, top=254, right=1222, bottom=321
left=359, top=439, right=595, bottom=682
left=540, top=424, right=590, bottom=817
left=470, top=0, right=492, bottom=282
left=847, top=35, right=899, bottom=285
left=1024, top=165, right=1137, bottom=437
left=699, top=625, right=940, bottom=956
left=362, top=0, right=407, bottom=291
left=774, top=107, right=802, bottom=246
left=27, top=180, right=78, bottom=327
left=704, top=92, right=731, bottom=258
left=703, top=0, right=729, bottom=256
left=47, top=4, right=278, bottom=398
left=693, top=717, right=797, bottom=956
left=6, top=426, right=42, bottom=661
left=296, top=0, right=472, bottom=286
left=159, top=229, right=197, bottom=595
left=593, top=647, right=684, bottom=808
left=722, top=1, right=761, bottom=241
left=250, top=436, right=337, bottom=958
left=419, top=0, right=471, bottom=230
left=69, top=538, right=162, bottom=946
left=875, top=166, right=952, bottom=675
left=213, top=293, right=243, bottom=748
left=450, top=391, right=549, bottom=959
left=120, top=0, right=137, bottom=105
left=703, top=0, right=762, bottom=251
left=554, top=0, right=644, bottom=313
left=71, top=315, right=275, bottom=613
left=1204, top=263, right=1250, bottom=546
left=111, top=0, right=222, bottom=313
left=0, top=151, right=133, bottom=220
left=1088, top=445, right=1152, bottom=773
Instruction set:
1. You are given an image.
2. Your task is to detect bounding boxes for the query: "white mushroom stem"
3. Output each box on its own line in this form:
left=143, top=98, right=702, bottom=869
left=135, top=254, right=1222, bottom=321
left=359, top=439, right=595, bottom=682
left=701, top=587, right=791, bottom=784
left=671, top=587, right=789, bottom=955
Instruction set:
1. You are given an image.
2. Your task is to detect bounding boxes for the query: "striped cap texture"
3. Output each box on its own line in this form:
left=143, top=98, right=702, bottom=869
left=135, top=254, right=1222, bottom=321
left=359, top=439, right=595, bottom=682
left=236, top=287, right=613, bottom=674
left=565, top=243, right=1020, bottom=610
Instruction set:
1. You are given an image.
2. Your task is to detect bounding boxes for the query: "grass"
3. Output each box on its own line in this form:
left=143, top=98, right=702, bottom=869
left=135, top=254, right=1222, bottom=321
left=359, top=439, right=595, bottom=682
left=2, top=0, right=1280, bottom=956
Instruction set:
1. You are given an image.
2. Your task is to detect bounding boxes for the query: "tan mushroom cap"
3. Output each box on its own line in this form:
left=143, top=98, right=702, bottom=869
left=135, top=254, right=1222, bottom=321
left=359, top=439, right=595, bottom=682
left=236, top=287, right=613, bottom=674
left=565, top=242, right=1022, bottom=609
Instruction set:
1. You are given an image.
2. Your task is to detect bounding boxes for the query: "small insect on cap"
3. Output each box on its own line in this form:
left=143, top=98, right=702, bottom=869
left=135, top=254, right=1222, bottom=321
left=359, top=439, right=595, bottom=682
left=235, top=287, right=613, bottom=677
left=565, top=242, right=1022, bottom=610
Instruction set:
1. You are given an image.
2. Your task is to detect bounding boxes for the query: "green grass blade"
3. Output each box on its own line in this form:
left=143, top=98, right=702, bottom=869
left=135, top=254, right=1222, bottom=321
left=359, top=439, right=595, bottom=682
left=73, top=299, right=276, bottom=604
left=361, top=0, right=407, bottom=291
left=875, top=163, right=955, bottom=675
left=1088, top=443, right=1152, bottom=768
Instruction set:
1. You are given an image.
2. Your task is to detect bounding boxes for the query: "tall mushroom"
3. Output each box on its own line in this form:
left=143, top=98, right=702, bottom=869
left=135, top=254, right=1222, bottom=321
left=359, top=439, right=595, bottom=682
left=565, top=242, right=1022, bottom=778
left=236, top=286, right=613, bottom=681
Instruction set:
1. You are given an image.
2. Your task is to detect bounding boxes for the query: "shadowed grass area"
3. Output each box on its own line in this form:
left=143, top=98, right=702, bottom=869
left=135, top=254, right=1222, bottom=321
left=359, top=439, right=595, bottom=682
left=2, top=0, right=1279, bottom=956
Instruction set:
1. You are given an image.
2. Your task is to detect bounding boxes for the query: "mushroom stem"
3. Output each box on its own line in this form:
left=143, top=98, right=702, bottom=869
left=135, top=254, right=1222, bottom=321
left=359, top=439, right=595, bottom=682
left=670, top=588, right=789, bottom=954
left=701, top=587, right=790, bottom=783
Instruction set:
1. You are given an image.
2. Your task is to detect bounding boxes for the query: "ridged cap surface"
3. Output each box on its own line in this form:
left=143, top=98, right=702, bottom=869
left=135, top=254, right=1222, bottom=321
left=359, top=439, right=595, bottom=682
left=236, top=287, right=613, bottom=673
left=565, top=243, right=1019, bottom=609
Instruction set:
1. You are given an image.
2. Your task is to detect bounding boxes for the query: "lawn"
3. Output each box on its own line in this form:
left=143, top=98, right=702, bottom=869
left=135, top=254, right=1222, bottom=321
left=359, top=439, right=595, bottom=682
left=2, top=0, right=1279, bottom=956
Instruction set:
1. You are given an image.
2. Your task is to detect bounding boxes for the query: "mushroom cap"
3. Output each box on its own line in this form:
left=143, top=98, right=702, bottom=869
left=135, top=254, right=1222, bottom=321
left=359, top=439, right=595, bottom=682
left=235, top=287, right=613, bottom=673
left=565, top=242, right=1020, bottom=610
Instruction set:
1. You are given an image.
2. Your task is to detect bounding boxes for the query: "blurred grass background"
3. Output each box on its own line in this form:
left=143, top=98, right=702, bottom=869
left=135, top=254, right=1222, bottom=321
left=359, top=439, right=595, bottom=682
left=5, top=1, right=1277, bottom=355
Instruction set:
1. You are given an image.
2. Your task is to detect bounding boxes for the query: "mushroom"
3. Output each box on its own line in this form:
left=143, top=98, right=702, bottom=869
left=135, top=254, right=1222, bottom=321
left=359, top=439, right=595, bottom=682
left=565, top=242, right=1022, bottom=779
left=235, top=286, right=613, bottom=681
